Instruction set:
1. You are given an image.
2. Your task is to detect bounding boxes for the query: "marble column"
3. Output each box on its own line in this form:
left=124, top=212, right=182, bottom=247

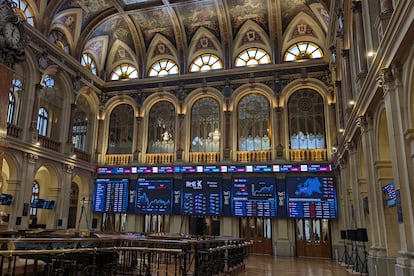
left=176, top=114, right=184, bottom=161
left=134, top=116, right=142, bottom=162
left=223, top=111, right=232, bottom=160
left=352, top=1, right=368, bottom=78
left=379, top=66, right=414, bottom=273
left=341, top=50, right=354, bottom=115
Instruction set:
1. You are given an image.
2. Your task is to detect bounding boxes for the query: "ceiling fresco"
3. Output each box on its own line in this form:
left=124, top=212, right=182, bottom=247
left=41, top=0, right=331, bottom=75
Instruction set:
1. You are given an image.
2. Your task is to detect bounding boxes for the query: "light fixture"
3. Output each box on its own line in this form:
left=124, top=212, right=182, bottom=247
left=339, top=128, right=345, bottom=133
left=35, top=141, right=41, bottom=146
left=367, top=51, right=376, bottom=57
left=349, top=100, right=355, bottom=105
left=72, top=154, right=76, bottom=158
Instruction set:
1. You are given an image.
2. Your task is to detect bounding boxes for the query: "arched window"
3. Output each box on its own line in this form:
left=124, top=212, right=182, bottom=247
left=81, top=53, right=97, bottom=75
left=12, top=0, right=35, bottom=26
left=235, top=48, right=271, bottom=67
left=190, top=98, right=220, bottom=152
left=110, top=64, right=138, bottom=80
left=37, top=107, right=48, bottom=136
left=189, top=54, right=223, bottom=72
left=30, top=181, right=40, bottom=217
left=8, top=79, right=22, bottom=124
left=284, top=42, right=324, bottom=61
left=7, top=93, right=15, bottom=124
left=42, top=75, right=55, bottom=88
left=72, top=110, right=88, bottom=151
left=288, top=90, right=325, bottom=149
left=148, top=59, right=179, bottom=77
left=237, top=94, right=270, bottom=151
left=49, top=30, right=70, bottom=54
left=147, top=101, right=175, bottom=153
left=107, top=104, right=134, bottom=154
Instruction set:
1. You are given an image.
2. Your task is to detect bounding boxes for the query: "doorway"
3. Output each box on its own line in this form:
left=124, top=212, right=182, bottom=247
left=295, top=219, right=332, bottom=258
left=240, top=217, right=272, bottom=254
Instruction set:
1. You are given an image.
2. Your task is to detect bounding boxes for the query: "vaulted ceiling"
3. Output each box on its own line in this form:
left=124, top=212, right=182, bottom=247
left=31, top=0, right=332, bottom=80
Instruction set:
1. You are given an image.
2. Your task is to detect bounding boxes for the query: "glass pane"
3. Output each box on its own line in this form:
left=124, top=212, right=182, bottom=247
left=304, top=219, right=311, bottom=242
left=313, top=219, right=321, bottom=243
left=296, top=219, right=304, bottom=240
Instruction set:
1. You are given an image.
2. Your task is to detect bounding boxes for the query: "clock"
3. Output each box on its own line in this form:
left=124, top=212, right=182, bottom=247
left=4, top=22, right=21, bottom=47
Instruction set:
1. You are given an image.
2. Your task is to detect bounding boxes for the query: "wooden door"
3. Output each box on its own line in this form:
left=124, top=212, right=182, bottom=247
left=240, top=217, right=272, bottom=255
left=295, top=219, right=332, bottom=258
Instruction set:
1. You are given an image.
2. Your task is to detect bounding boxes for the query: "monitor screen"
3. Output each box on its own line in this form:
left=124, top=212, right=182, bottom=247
left=232, top=177, right=277, bottom=217
left=31, top=198, right=55, bottom=209
left=286, top=176, right=337, bottom=219
left=0, top=194, right=12, bottom=205
left=182, top=177, right=222, bottom=216
left=92, top=178, right=129, bottom=213
left=136, top=178, right=173, bottom=214
left=382, top=182, right=396, bottom=207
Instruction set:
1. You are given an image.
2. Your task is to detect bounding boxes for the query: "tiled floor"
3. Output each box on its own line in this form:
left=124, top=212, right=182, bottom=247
left=240, top=255, right=354, bottom=275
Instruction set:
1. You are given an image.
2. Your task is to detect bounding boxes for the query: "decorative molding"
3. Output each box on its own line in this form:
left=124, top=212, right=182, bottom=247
left=376, top=68, right=393, bottom=96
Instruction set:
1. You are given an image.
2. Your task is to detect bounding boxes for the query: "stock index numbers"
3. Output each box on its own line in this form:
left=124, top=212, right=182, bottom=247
left=182, top=178, right=222, bottom=216
left=93, top=178, right=129, bottom=213
left=232, top=177, right=277, bottom=217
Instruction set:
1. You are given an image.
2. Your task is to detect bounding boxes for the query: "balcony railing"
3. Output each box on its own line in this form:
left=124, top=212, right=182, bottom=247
left=6, top=124, right=22, bottom=138
left=74, top=148, right=91, bottom=162
left=289, top=148, right=327, bottom=161
left=236, top=150, right=271, bottom=162
left=189, top=152, right=220, bottom=163
left=105, top=154, right=133, bottom=165
left=146, top=153, right=174, bottom=164
left=38, top=135, right=61, bottom=152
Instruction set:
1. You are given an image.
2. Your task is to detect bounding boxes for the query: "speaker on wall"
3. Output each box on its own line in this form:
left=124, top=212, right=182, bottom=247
left=57, top=219, right=63, bottom=227
left=191, top=217, right=205, bottom=236
left=340, top=230, right=347, bottom=240
left=356, top=228, right=368, bottom=242
left=92, top=218, right=98, bottom=229
left=16, top=217, right=21, bottom=226
left=211, top=220, right=220, bottom=236
left=347, top=229, right=357, bottom=241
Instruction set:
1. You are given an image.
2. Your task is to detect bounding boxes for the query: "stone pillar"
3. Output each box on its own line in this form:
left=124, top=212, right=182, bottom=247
left=95, top=118, right=104, bottom=164
left=223, top=111, right=232, bottom=160
left=352, top=1, right=368, bottom=78
left=55, top=164, right=73, bottom=229
left=134, top=116, right=142, bottom=162
left=357, top=114, right=388, bottom=272
left=341, top=50, right=354, bottom=115
left=275, top=107, right=283, bottom=159
left=378, top=66, right=414, bottom=273
left=176, top=113, right=184, bottom=161
left=0, top=64, right=14, bottom=138
left=346, top=142, right=363, bottom=227
left=30, top=84, right=42, bottom=142
left=335, top=81, right=345, bottom=132
left=376, top=0, right=394, bottom=42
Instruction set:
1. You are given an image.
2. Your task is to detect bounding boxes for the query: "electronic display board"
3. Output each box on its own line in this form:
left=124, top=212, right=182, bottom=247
left=0, top=194, right=12, bottom=205
left=136, top=178, right=173, bottom=214
left=31, top=198, right=55, bottom=209
left=286, top=176, right=337, bottom=219
left=182, top=178, right=222, bottom=216
left=232, top=177, right=277, bottom=217
left=92, top=178, right=129, bottom=213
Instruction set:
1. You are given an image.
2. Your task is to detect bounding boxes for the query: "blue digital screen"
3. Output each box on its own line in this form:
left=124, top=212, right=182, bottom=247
left=92, top=178, right=129, bottom=213
left=182, top=177, right=222, bottom=216
left=31, top=198, right=55, bottom=209
left=232, top=177, right=277, bottom=217
left=136, top=178, right=173, bottom=214
left=0, top=194, right=12, bottom=205
left=286, top=176, right=337, bottom=219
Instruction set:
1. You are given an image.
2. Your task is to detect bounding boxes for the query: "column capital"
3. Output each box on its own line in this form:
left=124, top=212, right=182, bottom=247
left=63, top=164, right=74, bottom=173
left=352, top=1, right=362, bottom=13
left=376, top=68, right=394, bottom=96
left=356, top=114, right=372, bottom=133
